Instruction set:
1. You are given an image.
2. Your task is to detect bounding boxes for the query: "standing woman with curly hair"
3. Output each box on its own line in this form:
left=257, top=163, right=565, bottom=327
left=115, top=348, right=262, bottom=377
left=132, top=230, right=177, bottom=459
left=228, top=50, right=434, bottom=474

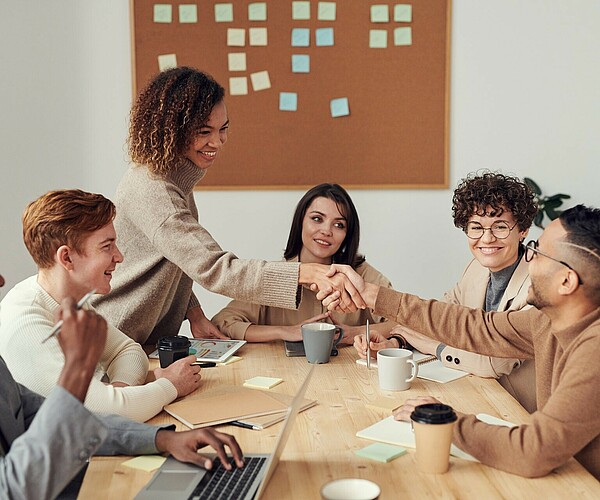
left=93, top=67, right=363, bottom=347
left=355, top=171, right=539, bottom=412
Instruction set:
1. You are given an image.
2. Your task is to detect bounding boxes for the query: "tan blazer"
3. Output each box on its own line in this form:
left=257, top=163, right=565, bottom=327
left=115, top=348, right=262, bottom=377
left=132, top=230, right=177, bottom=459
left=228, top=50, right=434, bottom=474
left=440, top=256, right=537, bottom=412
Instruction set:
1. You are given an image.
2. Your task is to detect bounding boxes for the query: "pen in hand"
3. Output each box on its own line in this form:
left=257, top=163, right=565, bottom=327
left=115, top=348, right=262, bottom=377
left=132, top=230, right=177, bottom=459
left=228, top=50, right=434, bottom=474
left=41, top=289, right=97, bottom=344
left=366, top=319, right=371, bottom=369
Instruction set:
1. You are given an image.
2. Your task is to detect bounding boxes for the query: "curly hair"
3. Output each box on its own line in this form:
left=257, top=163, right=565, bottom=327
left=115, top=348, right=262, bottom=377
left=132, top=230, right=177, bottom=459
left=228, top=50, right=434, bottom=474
left=452, top=172, right=538, bottom=231
left=23, top=190, right=116, bottom=269
left=128, top=67, right=225, bottom=176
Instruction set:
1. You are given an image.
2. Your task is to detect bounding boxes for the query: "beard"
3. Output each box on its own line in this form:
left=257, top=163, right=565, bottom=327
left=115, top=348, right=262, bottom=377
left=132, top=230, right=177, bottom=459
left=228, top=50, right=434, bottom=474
left=527, top=278, right=552, bottom=309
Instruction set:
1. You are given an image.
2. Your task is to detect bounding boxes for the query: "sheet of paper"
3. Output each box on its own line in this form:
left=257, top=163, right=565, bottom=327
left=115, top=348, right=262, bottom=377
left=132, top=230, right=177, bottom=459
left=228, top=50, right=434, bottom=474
left=249, top=27, right=268, bottom=46
left=369, top=29, right=387, bottom=48
left=178, top=4, right=197, bottom=23
left=292, top=54, right=310, bottom=73
left=122, top=455, right=166, bottom=472
left=279, top=92, right=298, bottom=111
left=394, top=27, right=412, bottom=46
left=370, top=5, right=389, bottom=23
left=291, top=28, right=310, bottom=47
left=292, top=1, right=311, bottom=20
left=229, top=77, right=248, bottom=95
left=355, top=442, right=407, bottom=463
left=244, top=376, right=283, bottom=389
left=153, top=4, right=172, bottom=23
left=250, top=70, right=271, bottom=91
left=228, top=53, right=247, bottom=71
left=215, top=3, right=234, bottom=22
left=330, top=97, right=349, bottom=118
left=157, top=54, right=177, bottom=71
left=317, top=2, right=336, bottom=21
left=227, top=28, right=246, bottom=47
left=315, top=27, right=334, bottom=47
left=394, top=4, right=412, bottom=23
left=248, top=2, right=267, bottom=21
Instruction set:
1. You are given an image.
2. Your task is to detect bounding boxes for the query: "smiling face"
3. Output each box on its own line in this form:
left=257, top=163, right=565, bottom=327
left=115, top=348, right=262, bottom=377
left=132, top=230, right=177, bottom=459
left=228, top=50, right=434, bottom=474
left=467, top=207, right=528, bottom=272
left=68, top=222, right=123, bottom=296
left=299, top=197, right=348, bottom=265
left=184, top=100, right=229, bottom=170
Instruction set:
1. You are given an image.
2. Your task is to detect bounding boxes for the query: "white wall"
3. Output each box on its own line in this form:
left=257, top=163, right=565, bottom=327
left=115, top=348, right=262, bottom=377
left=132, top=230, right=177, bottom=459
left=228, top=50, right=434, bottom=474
left=1, top=1, right=599, bottom=320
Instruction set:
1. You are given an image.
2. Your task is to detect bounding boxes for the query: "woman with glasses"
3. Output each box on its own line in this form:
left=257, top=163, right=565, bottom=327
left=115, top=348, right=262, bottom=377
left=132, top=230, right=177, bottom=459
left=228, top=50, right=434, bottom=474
left=355, top=172, right=539, bottom=412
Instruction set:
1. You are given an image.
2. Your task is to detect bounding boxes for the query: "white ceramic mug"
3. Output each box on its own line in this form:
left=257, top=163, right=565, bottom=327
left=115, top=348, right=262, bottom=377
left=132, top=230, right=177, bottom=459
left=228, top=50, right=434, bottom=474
left=377, top=348, right=418, bottom=391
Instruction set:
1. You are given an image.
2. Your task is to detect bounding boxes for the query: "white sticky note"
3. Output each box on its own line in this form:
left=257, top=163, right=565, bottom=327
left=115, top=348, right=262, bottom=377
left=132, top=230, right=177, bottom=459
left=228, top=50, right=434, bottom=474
left=250, top=70, right=271, bottom=91
left=317, top=2, right=336, bottom=21
left=153, top=4, right=172, bottom=23
left=394, top=27, right=412, bottom=46
left=394, top=4, right=412, bottom=22
left=229, top=77, right=248, bottom=96
left=227, top=28, right=246, bottom=47
left=158, top=53, right=177, bottom=71
left=228, top=53, right=247, bottom=71
left=292, top=1, right=310, bottom=20
left=249, top=27, right=268, bottom=46
left=248, top=2, right=267, bottom=21
left=178, top=4, right=197, bottom=23
left=215, top=3, right=234, bottom=22
left=330, top=97, right=350, bottom=118
left=369, top=29, right=387, bottom=48
left=370, top=5, right=389, bottom=23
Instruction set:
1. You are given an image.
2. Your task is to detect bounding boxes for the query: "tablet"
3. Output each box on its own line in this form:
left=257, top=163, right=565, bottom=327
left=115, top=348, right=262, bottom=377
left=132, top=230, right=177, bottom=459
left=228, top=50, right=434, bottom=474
left=149, top=339, right=246, bottom=363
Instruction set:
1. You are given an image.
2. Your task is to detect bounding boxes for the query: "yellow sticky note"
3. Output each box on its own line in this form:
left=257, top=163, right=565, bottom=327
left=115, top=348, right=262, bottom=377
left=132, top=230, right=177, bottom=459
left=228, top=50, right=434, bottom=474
left=369, top=30, right=387, bottom=48
left=179, top=4, right=197, bottom=23
left=244, top=376, right=283, bottom=389
left=228, top=53, right=247, bottom=72
left=158, top=54, right=177, bottom=71
left=122, top=455, right=166, bottom=472
left=227, top=28, right=246, bottom=47
left=218, top=355, right=242, bottom=366
left=250, top=71, right=271, bottom=91
left=318, top=2, right=336, bottom=21
left=249, top=27, right=268, bottom=46
left=229, top=77, right=248, bottom=96
left=394, top=27, right=412, bottom=46
left=370, top=5, right=389, bottom=23
left=153, top=4, right=172, bottom=23
left=394, top=4, right=412, bottom=23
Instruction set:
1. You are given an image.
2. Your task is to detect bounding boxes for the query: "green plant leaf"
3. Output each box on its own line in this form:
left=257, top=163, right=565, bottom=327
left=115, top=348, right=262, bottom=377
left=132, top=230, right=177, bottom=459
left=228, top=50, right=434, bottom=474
left=524, top=177, right=542, bottom=195
left=534, top=211, right=545, bottom=228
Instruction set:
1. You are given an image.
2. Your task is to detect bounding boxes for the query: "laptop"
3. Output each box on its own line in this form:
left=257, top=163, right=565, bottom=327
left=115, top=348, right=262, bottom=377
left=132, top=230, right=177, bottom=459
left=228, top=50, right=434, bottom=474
left=135, top=365, right=315, bottom=500
left=284, top=340, right=338, bottom=358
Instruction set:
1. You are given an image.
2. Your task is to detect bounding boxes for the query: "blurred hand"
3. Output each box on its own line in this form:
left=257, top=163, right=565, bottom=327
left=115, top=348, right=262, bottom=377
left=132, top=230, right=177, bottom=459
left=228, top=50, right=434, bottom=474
left=155, top=427, right=244, bottom=471
left=392, top=396, right=441, bottom=422
left=353, top=331, right=396, bottom=359
left=188, top=306, right=228, bottom=339
left=154, top=355, right=201, bottom=397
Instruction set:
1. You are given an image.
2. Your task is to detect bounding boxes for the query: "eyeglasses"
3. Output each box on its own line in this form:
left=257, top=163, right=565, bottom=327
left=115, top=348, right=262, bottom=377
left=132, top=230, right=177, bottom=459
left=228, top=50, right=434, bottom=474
left=524, top=239, right=583, bottom=285
left=464, top=221, right=517, bottom=240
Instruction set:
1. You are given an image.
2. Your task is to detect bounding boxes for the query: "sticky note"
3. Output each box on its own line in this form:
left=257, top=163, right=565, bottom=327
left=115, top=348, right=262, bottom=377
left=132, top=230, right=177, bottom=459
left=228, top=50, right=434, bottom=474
left=153, top=4, right=172, bottom=23
left=291, top=28, right=310, bottom=47
left=394, top=4, right=412, bottom=22
left=250, top=70, right=271, bottom=91
left=217, top=355, right=242, bottom=366
left=248, top=2, right=267, bottom=21
left=369, top=29, right=387, bottom=48
left=228, top=53, right=247, bottom=72
left=315, top=27, right=334, bottom=46
left=279, top=92, right=298, bottom=111
left=394, top=27, right=412, bottom=46
left=215, top=3, right=234, bottom=22
left=330, top=97, right=349, bottom=118
left=229, top=77, right=248, bottom=96
left=317, top=2, right=336, bottom=21
left=179, top=4, right=197, bottom=23
left=244, top=376, right=283, bottom=389
left=158, top=54, right=177, bottom=71
left=355, top=443, right=407, bottom=463
left=292, top=1, right=310, bottom=20
left=249, top=27, right=268, bottom=46
left=227, top=28, right=246, bottom=47
left=370, top=5, right=389, bottom=23
left=122, top=455, right=167, bottom=472
left=291, top=54, right=310, bottom=73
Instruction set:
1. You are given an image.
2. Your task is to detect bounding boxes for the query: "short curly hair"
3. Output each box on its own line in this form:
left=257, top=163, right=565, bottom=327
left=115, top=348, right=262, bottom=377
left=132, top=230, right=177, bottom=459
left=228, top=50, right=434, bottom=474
left=452, top=171, right=537, bottom=231
left=128, top=67, right=225, bottom=176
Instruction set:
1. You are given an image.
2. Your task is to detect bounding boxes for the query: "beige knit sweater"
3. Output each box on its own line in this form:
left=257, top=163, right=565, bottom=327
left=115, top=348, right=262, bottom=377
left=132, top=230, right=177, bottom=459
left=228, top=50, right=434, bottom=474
left=375, top=286, right=600, bottom=479
left=94, top=160, right=300, bottom=345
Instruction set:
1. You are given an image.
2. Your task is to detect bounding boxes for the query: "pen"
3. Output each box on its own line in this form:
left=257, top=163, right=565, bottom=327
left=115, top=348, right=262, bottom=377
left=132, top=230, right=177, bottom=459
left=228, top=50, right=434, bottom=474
left=229, top=420, right=260, bottom=431
left=41, top=289, right=97, bottom=344
left=191, top=361, right=217, bottom=368
left=366, top=319, right=370, bottom=369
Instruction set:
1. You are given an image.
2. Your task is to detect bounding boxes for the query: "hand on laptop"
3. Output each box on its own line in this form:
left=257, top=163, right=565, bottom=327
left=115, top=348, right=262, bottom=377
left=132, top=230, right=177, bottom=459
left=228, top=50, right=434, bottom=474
left=155, top=427, right=244, bottom=471
left=154, top=355, right=202, bottom=397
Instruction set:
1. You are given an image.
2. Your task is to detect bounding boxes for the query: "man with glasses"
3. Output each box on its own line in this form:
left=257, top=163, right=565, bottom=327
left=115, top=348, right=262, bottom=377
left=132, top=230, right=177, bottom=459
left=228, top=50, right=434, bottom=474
left=329, top=204, right=600, bottom=479
left=355, top=172, right=539, bottom=412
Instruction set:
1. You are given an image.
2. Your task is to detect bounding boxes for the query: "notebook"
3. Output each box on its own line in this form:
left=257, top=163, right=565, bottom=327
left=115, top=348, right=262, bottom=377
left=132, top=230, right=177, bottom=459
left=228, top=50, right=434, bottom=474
left=232, top=393, right=317, bottom=430
left=149, top=339, right=246, bottom=364
left=135, top=366, right=315, bottom=500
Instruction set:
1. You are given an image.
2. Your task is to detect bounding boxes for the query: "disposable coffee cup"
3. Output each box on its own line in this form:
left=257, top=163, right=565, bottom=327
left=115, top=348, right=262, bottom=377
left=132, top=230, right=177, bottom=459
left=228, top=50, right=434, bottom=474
left=157, top=335, right=191, bottom=368
left=302, top=322, right=344, bottom=364
left=410, top=403, right=457, bottom=474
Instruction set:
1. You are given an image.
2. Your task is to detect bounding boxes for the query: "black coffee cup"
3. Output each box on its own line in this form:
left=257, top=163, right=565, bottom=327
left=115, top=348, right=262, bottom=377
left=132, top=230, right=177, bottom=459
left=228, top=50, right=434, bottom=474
left=157, top=335, right=191, bottom=368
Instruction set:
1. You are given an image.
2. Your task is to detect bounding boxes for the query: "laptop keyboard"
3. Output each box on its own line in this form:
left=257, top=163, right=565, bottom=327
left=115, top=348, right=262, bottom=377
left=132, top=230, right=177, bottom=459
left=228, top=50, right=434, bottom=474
left=188, top=456, right=267, bottom=500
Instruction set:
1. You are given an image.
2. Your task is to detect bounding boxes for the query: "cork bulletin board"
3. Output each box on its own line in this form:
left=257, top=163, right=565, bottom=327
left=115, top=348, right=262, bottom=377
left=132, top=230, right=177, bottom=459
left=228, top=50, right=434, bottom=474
left=130, top=1, right=451, bottom=189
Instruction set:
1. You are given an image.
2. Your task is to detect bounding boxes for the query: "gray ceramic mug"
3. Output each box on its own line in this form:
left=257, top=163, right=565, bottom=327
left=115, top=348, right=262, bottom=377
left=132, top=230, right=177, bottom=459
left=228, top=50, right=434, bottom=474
left=301, top=323, right=344, bottom=364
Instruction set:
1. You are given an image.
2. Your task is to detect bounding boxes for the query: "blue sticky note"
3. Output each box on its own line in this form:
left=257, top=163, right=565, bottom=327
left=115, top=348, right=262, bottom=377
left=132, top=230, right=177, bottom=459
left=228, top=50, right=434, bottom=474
left=330, top=97, right=349, bottom=118
left=292, top=54, right=310, bottom=73
left=291, top=28, right=310, bottom=47
left=315, top=28, right=334, bottom=47
left=279, top=92, right=298, bottom=111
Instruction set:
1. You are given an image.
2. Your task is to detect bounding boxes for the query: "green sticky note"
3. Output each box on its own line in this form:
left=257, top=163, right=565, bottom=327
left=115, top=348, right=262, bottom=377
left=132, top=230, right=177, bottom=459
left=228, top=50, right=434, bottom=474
left=292, top=1, right=310, bottom=20
left=248, top=2, right=267, bottom=21
left=355, top=443, right=407, bottom=463
left=153, top=4, right=172, bottom=23
left=394, top=27, right=412, bottom=46
left=369, top=29, right=387, bottom=49
left=215, top=3, right=234, bottom=22
left=317, top=2, right=336, bottom=21
left=394, top=4, right=412, bottom=23
left=179, top=4, right=197, bottom=23
left=370, top=5, right=389, bottom=23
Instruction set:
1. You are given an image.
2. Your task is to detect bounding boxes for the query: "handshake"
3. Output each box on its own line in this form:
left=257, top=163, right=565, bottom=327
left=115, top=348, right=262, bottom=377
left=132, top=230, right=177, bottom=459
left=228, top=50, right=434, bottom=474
left=300, top=263, right=380, bottom=313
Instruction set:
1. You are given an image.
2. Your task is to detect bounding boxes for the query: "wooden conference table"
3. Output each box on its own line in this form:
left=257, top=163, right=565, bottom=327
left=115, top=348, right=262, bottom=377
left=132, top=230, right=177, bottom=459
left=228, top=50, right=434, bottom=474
left=79, top=343, right=599, bottom=499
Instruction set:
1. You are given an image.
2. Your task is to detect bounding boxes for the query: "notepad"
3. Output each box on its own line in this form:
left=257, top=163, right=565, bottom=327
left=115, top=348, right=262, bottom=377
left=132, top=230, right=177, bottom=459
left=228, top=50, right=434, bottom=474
left=355, top=442, right=407, bottom=463
left=244, top=376, right=283, bottom=389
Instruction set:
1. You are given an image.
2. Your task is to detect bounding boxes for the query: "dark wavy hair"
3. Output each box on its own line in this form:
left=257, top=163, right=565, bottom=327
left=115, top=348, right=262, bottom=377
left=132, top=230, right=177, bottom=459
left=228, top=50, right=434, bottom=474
left=284, top=183, right=365, bottom=268
left=452, top=171, right=538, bottom=231
left=128, top=67, right=225, bottom=176
left=559, top=204, right=600, bottom=304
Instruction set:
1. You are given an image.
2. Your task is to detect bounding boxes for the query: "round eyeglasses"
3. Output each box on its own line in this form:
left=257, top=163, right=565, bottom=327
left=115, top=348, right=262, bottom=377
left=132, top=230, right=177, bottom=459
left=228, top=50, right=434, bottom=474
left=464, top=221, right=517, bottom=240
left=525, top=240, right=583, bottom=285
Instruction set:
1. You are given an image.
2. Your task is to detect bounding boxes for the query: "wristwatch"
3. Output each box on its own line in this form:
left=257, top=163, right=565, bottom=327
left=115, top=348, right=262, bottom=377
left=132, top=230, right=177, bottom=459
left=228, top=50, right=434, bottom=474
left=389, top=334, right=413, bottom=351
